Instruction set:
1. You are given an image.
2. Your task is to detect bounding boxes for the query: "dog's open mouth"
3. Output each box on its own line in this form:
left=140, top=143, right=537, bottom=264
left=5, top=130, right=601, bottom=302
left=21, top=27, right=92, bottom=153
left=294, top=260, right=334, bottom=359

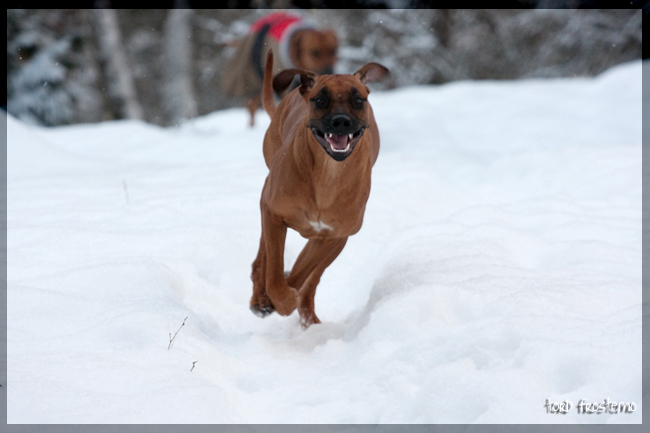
left=311, top=127, right=365, bottom=161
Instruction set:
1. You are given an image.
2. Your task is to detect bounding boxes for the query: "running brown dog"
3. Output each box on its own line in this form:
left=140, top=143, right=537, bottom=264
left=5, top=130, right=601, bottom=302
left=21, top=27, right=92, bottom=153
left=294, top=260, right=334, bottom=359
left=249, top=51, right=389, bottom=328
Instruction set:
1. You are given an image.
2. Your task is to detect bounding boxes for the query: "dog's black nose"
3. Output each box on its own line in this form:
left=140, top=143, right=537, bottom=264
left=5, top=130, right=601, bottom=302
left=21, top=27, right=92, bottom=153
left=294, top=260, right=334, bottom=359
left=330, top=114, right=352, bottom=129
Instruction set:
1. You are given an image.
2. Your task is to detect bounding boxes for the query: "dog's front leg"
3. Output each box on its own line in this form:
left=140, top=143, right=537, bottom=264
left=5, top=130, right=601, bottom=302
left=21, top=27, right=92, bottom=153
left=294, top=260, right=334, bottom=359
left=261, top=203, right=299, bottom=316
left=288, top=237, right=348, bottom=328
left=250, top=235, right=275, bottom=317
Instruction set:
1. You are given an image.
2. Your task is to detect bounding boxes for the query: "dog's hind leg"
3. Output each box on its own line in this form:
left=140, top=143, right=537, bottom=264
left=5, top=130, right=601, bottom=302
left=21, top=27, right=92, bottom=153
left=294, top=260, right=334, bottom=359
left=288, top=237, right=348, bottom=328
left=246, top=94, right=261, bottom=127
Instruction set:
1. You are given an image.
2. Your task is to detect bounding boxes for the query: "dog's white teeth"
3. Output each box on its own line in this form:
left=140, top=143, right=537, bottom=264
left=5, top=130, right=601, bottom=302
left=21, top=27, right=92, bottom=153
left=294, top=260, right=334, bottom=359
left=331, top=143, right=351, bottom=153
left=326, top=133, right=333, bottom=138
left=349, top=134, right=353, bottom=140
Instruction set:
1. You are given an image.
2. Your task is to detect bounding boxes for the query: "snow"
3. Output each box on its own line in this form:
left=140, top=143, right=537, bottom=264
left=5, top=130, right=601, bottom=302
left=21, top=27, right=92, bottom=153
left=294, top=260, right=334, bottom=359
left=6, top=60, right=642, bottom=424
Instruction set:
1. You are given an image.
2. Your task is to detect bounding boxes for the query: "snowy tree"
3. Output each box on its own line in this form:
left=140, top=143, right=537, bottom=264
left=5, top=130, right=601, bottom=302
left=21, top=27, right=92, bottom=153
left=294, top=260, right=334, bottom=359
left=8, top=37, right=75, bottom=126
left=319, top=9, right=642, bottom=90
left=7, top=10, right=101, bottom=126
left=161, top=8, right=197, bottom=126
left=93, top=9, right=143, bottom=121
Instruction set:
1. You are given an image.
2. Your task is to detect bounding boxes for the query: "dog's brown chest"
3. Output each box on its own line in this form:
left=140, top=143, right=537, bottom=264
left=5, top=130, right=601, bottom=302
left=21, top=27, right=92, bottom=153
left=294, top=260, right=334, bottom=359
left=291, top=157, right=371, bottom=239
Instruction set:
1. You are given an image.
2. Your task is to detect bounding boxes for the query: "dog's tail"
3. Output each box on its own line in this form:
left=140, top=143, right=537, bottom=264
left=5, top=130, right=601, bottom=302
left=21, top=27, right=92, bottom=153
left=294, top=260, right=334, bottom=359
left=262, top=50, right=276, bottom=117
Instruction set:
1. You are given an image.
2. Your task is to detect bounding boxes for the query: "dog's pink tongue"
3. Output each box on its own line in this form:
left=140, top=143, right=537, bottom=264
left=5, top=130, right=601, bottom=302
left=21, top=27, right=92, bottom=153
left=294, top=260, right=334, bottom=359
left=327, top=134, right=348, bottom=150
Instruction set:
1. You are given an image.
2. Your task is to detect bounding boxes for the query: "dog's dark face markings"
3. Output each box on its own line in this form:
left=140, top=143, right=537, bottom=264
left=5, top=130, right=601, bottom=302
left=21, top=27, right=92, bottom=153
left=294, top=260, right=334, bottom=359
left=273, top=62, right=389, bottom=162
left=307, top=82, right=369, bottom=161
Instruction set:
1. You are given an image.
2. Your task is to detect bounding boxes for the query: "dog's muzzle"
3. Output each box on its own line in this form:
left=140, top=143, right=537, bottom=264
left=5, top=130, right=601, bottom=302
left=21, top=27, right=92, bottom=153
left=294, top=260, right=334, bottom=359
left=310, top=114, right=366, bottom=162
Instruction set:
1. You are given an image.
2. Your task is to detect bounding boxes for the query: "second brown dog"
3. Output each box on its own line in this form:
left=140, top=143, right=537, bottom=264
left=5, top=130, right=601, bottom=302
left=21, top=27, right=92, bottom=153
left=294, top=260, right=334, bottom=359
left=249, top=51, right=389, bottom=328
left=221, top=12, right=338, bottom=127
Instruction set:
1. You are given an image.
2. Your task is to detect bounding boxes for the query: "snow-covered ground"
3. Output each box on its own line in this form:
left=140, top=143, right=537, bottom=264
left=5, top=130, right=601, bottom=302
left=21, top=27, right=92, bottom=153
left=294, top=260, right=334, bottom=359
left=6, top=60, right=642, bottom=424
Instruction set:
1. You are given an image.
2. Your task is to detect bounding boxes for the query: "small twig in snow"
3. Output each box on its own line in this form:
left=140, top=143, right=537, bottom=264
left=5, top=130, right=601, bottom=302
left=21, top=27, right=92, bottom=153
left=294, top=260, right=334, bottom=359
left=122, top=179, right=130, bottom=205
left=191, top=361, right=198, bottom=372
left=168, top=316, right=188, bottom=350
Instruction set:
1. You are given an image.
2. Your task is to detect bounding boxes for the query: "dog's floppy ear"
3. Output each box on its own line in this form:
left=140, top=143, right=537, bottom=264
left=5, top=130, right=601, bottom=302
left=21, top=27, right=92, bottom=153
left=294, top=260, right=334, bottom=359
left=273, top=69, right=317, bottom=96
left=354, top=63, right=389, bottom=85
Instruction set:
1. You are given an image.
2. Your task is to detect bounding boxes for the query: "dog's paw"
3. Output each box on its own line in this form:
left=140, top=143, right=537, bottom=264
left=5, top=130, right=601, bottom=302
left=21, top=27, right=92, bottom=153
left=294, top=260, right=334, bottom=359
left=250, top=303, right=275, bottom=318
left=271, top=286, right=299, bottom=316
left=299, top=309, right=321, bottom=329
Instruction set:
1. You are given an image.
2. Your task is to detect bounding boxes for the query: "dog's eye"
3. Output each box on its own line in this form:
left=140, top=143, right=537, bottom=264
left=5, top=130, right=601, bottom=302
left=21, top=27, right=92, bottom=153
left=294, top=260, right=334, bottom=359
left=353, top=97, right=365, bottom=108
left=312, top=97, right=327, bottom=108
